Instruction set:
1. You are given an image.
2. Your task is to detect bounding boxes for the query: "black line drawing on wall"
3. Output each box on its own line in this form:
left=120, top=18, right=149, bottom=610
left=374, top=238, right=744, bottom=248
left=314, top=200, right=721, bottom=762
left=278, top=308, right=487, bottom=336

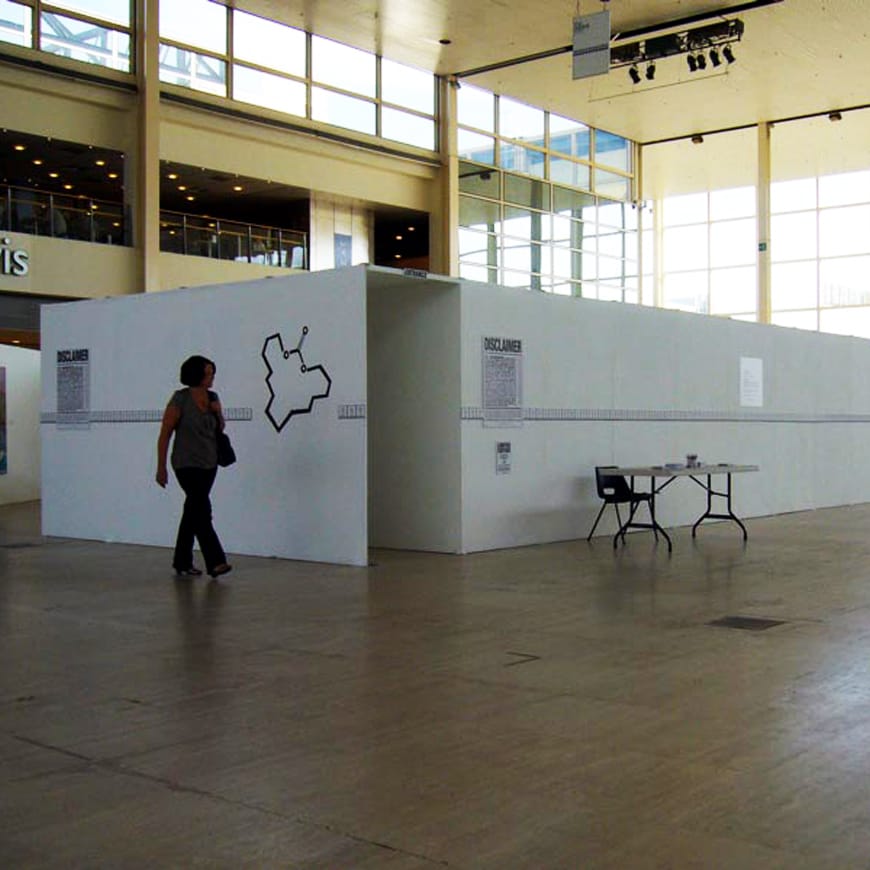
left=262, top=326, right=332, bottom=432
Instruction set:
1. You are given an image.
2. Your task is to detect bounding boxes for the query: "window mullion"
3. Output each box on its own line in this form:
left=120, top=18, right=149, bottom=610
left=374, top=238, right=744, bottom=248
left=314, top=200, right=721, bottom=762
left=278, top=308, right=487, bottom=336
left=305, top=30, right=312, bottom=120
left=375, top=54, right=381, bottom=139
left=225, top=3, right=233, bottom=100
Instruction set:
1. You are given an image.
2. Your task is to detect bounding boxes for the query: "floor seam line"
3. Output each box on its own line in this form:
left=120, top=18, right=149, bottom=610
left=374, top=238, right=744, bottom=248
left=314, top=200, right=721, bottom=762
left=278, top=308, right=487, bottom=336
left=10, top=734, right=451, bottom=866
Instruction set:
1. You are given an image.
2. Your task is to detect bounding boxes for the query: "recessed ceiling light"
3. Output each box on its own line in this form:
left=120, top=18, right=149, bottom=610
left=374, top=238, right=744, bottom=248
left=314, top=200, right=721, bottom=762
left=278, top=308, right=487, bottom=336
left=395, top=234, right=403, bottom=240
left=95, top=159, right=105, bottom=166
left=63, top=183, right=73, bottom=189
left=177, top=185, right=187, bottom=191
left=13, top=144, right=25, bottom=151
left=407, top=226, right=416, bottom=231
left=233, top=185, right=243, bottom=192
left=107, top=172, right=118, bottom=179
left=32, top=159, right=43, bottom=165
left=394, top=253, right=401, bottom=259
left=49, top=172, right=59, bottom=178
left=167, top=173, right=178, bottom=180
left=186, top=195, right=195, bottom=201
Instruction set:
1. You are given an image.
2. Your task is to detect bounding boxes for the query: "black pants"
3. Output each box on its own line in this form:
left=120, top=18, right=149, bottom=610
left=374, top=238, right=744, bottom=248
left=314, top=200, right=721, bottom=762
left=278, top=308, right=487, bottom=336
left=173, top=467, right=226, bottom=573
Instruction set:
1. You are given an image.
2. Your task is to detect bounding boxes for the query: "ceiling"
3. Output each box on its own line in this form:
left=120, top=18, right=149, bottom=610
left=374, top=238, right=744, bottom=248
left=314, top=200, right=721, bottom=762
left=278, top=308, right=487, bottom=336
left=0, top=129, right=125, bottom=203
left=216, top=0, right=870, bottom=144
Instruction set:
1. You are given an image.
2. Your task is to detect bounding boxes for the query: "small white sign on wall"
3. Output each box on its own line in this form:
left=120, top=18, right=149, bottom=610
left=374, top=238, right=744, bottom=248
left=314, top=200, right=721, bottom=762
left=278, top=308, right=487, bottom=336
left=496, top=441, right=511, bottom=474
left=740, top=356, right=763, bottom=407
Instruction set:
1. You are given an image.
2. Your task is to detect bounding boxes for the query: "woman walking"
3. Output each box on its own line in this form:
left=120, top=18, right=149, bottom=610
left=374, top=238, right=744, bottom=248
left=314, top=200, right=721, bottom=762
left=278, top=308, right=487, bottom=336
left=156, top=355, right=232, bottom=578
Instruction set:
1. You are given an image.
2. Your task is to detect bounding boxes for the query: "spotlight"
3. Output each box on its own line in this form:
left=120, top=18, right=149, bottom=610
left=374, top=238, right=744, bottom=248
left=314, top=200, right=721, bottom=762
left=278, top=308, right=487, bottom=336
left=687, top=54, right=697, bottom=72
left=723, top=45, right=736, bottom=64
left=829, top=111, right=842, bottom=122
left=691, top=134, right=704, bottom=144
left=696, top=53, right=707, bottom=70
left=709, top=48, right=721, bottom=67
left=629, top=65, right=641, bottom=84
left=645, top=62, right=656, bottom=81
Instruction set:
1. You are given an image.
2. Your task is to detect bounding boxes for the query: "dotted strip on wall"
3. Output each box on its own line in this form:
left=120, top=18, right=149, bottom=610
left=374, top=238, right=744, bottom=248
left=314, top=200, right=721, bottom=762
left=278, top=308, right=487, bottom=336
left=39, top=406, right=369, bottom=424
left=39, top=405, right=867, bottom=424
left=40, top=407, right=254, bottom=424
left=461, top=407, right=870, bottom=424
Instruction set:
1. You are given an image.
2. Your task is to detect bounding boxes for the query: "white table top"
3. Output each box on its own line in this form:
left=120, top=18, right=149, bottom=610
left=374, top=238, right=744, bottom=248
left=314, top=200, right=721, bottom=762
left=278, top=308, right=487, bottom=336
left=612, top=463, right=759, bottom=477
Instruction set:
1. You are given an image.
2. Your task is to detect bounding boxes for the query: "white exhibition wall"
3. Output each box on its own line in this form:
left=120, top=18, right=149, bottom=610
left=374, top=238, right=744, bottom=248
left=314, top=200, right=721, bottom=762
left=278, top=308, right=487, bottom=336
left=0, top=344, right=41, bottom=506
left=41, top=267, right=369, bottom=566
left=459, top=280, right=870, bottom=553
left=38, top=264, right=870, bottom=563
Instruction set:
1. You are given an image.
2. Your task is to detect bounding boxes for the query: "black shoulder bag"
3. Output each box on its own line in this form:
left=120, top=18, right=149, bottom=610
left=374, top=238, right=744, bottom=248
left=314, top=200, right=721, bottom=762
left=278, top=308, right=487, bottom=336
left=209, top=391, right=236, bottom=467
left=216, top=429, right=236, bottom=467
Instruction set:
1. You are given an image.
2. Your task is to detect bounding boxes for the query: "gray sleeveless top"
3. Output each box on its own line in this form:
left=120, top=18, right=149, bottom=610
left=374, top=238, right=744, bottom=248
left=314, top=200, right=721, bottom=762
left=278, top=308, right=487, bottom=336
left=169, top=388, right=218, bottom=470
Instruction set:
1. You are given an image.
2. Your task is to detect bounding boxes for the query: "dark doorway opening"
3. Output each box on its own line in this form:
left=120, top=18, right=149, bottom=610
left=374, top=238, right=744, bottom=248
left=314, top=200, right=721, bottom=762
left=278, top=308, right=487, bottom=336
left=374, top=210, right=429, bottom=271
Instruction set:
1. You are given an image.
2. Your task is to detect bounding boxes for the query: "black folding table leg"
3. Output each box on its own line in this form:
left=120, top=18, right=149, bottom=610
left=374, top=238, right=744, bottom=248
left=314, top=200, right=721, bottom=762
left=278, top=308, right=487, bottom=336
left=726, top=474, right=749, bottom=540
left=612, top=504, right=626, bottom=549
left=691, top=473, right=749, bottom=540
left=648, top=487, right=672, bottom=552
left=691, top=475, right=713, bottom=538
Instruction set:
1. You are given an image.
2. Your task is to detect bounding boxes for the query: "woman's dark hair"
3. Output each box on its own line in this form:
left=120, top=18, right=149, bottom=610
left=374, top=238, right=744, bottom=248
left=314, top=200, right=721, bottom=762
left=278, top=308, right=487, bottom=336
left=179, top=355, right=216, bottom=387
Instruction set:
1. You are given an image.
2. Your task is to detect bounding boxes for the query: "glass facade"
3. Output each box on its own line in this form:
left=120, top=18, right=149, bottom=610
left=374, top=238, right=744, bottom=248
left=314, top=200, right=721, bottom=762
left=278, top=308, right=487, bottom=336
left=0, top=2, right=437, bottom=151
left=0, top=0, right=32, bottom=46
left=157, top=2, right=437, bottom=151
left=659, top=187, right=757, bottom=318
left=655, top=166, right=870, bottom=338
left=771, top=170, right=870, bottom=336
left=0, top=0, right=132, bottom=70
left=456, top=85, right=636, bottom=298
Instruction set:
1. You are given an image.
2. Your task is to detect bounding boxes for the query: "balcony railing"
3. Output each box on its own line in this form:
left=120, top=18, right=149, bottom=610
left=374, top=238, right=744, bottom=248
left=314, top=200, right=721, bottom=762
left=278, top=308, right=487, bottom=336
left=1, top=185, right=126, bottom=244
left=160, top=212, right=308, bottom=269
left=0, top=186, right=308, bottom=270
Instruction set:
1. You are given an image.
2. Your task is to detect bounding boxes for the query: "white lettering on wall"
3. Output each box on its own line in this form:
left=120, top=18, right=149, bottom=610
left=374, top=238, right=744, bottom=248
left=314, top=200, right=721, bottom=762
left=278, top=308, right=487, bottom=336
left=1, top=238, right=29, bottom=277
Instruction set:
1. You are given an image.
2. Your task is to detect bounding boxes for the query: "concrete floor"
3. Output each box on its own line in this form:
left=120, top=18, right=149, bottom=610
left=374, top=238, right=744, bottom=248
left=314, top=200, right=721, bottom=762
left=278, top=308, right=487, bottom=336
left=2, top=499, right=870, bottom=868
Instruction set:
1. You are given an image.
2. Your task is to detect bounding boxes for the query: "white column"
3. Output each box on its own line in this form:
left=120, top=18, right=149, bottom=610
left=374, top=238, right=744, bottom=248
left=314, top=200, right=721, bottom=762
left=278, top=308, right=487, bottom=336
left=437, top=76, right=460, bottom=278
left=757, top=122, right=772, bottom=323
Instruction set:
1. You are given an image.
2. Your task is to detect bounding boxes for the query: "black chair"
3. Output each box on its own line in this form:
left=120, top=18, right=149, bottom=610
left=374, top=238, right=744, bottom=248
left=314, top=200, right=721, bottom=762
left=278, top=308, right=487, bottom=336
left=586, top=465, right=654, bottom=545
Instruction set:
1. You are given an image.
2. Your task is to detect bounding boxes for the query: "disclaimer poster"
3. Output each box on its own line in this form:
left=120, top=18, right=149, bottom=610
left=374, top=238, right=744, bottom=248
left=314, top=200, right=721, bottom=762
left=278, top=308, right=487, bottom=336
left=0, top=366, right=6, bottom=474
left=57, top=348, right=91, bottom=428
left=482, top=336, right=523, bottom=427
